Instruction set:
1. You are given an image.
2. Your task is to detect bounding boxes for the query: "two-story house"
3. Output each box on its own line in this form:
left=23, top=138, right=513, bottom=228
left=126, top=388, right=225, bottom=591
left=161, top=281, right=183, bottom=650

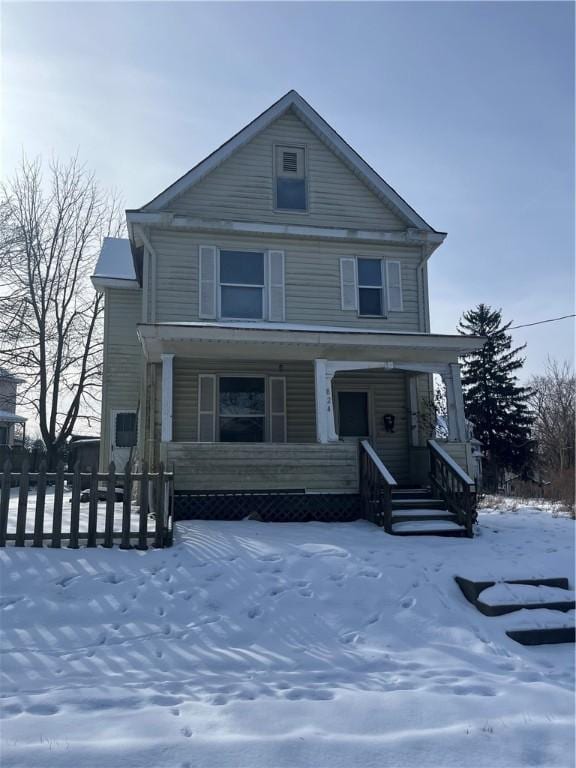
left=92, top=91, right=484, bottom=529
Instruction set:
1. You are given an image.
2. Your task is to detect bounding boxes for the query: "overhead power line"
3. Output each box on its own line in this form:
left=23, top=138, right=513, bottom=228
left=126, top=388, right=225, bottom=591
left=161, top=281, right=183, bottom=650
left=509, top=313, right=576, bottom=331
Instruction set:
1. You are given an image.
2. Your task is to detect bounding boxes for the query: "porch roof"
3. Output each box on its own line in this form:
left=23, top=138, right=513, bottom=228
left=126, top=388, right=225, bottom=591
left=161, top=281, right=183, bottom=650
left=0, top=410, right=27, bottom=424
left=137, top=321, right=485, bottom=363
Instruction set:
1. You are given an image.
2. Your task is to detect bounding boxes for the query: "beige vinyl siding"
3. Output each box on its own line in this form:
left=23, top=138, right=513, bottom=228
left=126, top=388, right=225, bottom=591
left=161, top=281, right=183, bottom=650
left=100, top=288, right=143, bottom=469
left=149, top=229, right=422, bottom=332
left=333, top=369, right=409, bottom=483
left=172, top=359, right=316, bottom=443
left=168, top=111, right=406, bottom=231
left=162, top=442, right=359, bottom=492
left=170, top=359, right=410, bottom=483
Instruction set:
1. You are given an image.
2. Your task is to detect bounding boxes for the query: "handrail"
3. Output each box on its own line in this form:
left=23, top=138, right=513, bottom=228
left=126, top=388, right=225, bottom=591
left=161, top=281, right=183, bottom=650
left=428, top=439, right=476, bottom=537
left=428, top=440, right=475, bottom=486
left=359, top=440, right=397, bottom=532
left=360, top=440, right=398, bottom=487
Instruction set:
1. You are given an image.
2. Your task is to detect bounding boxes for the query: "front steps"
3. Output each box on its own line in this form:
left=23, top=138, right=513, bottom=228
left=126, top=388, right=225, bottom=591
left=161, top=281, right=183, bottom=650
left=455, top=576, right=575, bottom=646
left=390, top=487, right=468, bottom=537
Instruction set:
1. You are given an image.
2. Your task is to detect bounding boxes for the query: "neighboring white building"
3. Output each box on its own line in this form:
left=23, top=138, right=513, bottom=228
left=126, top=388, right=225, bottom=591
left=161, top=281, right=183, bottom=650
left=0, top=369, right=27, bottom=447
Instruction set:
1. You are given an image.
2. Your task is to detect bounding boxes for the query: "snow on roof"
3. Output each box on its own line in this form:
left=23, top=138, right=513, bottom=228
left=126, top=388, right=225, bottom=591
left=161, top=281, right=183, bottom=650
left=149, top=320, right=481, bottom=341
left=92, top=238, right=137, bottom=282
left=0, top=410, right=27, bottom=423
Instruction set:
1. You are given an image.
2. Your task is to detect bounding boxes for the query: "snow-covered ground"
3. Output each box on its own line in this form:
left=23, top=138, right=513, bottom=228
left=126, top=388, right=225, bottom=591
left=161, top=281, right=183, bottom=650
left=5, top=487, right=156, bottom=538
left=0, top=504, right=574, bottom=768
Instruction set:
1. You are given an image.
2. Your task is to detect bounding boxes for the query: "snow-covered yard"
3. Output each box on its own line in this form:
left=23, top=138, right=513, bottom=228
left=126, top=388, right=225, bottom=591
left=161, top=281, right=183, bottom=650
left=4, top=486, right=157, bottom=540
left=0, top=504, right=574, bottom=768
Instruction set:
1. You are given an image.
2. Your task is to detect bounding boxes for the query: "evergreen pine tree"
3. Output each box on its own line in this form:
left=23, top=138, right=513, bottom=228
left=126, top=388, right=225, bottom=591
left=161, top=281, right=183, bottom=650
left=458, top=304, right=533, bottom=491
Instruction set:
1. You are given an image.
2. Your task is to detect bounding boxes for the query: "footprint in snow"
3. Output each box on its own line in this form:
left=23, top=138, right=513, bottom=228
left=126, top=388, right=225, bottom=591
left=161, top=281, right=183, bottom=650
left=359, top=568, right=381, bottom=579
left=180, top=726, right=193, bottom=738
left=26, top=703, right=59, bottom=716
left=248, top=606, right=262, bottom=619
left=401, top=597, right=416, bottom=609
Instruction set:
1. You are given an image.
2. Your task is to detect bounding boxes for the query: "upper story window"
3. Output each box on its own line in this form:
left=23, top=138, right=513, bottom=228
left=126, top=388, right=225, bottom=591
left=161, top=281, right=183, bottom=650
left=340, top=256, right=403, bottom=316
left=275, top=145, right=307, bottom=211
left=199, top=246, right=285, bottom=322
left=357, top=258, right=385, bottom=316
left=220, top=250, right=265, bottom=319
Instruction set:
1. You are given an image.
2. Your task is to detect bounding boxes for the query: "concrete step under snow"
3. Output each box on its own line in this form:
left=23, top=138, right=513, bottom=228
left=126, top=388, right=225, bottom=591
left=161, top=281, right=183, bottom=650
left=391, top=520, right=466, bottom=536
left=392, top=508, right=455, bottom=519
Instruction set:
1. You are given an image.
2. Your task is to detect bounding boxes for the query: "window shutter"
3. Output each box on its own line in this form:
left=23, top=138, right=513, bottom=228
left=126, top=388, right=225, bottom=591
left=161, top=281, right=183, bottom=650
left=267, top=250, right=285, bottom=322
left=386, top=261, right=403, bottom=311
left=340, top=257, right=357, bottom=310
left=269, top=377, right=287, bottom=442
left=198, top=375, right=216, bottom=442
left=199, top=246, right=217, bottom=319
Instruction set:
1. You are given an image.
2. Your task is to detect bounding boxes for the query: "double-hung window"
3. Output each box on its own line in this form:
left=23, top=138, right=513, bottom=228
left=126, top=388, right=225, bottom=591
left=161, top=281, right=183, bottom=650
left=219, top=376, right=266, bottom=442
left=358, top=258, right=385, bottom=316
left=219, top=250, right=265, bottom=320
left=349, top=257, right=403, bottom=316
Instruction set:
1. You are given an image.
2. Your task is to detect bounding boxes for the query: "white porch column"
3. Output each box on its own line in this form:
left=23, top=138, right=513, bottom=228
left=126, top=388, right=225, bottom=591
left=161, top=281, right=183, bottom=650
left=408, top=376, right=420, bottom=446
left=161, top=353, right=174, bottom=442
left=314, top=359, right=338, bottom=444
left=449, top=362, right=467, bottom=441
left=442, top=364, right=466, bottom=442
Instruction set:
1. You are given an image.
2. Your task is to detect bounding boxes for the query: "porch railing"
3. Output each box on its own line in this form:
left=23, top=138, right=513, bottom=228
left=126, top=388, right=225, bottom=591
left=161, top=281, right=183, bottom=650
left=0, top=460, right=174, bottom=549
left=428, top=439, right=476, bottom=537
left=359, top=440, right=397, bottom=532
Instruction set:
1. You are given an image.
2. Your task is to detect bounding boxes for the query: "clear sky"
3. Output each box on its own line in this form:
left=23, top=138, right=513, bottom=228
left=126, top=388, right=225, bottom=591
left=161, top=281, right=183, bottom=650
left=2, top=1, right=574, bottom=379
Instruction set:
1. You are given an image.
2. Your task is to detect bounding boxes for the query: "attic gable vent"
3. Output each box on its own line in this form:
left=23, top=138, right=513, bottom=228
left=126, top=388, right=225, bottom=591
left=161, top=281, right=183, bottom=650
left=282, top=151, right=298, bottom=174
left=275, top=145, right=307, bottom=211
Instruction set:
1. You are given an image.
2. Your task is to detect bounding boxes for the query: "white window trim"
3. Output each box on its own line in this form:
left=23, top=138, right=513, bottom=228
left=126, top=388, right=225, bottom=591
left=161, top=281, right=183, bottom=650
left=218, top=249, right=268, bottom=321
left=273, top=142, right=309, bottom=214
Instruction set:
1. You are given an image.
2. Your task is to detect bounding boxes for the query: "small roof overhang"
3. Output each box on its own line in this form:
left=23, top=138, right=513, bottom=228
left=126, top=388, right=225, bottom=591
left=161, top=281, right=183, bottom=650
left=0, top=410, right=27, bottom=424
left=91, top=237, right=140, bottom=292
left=137, top=321, right=485, bottom=364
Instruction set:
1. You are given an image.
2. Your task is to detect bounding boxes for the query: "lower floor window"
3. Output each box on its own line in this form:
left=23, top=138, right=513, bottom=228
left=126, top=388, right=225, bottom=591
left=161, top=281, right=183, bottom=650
left=0, top=426, right=8, bottom=445
left=219, top=377, right=265, bottom=442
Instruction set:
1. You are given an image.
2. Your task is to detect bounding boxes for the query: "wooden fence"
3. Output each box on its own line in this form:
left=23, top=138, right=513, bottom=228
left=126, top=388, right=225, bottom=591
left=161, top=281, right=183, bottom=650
left=0, top=460, right=174, bottom=549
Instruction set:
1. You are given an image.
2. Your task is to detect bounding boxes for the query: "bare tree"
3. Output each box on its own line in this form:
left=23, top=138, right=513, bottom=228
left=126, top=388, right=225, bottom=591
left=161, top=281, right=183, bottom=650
left=528, top=359, right=575, bottom=474
left=0, top=156, right=123, bottom=465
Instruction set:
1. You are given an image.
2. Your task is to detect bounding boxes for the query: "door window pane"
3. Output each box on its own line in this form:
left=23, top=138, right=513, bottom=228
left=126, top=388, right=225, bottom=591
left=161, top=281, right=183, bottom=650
left=359, top=288, right=382, bottom=316
left=115, top=412, right=137, bottom=447
left=338, top=392, right=369, bottom=437
left=0, top=426, right=8, bottom=445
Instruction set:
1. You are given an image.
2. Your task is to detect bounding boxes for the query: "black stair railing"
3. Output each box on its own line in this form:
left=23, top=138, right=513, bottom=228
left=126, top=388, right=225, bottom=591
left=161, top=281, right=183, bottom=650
left=359, top=440, right=398, bottom=532
left=428, top=439, right=476, bottom=537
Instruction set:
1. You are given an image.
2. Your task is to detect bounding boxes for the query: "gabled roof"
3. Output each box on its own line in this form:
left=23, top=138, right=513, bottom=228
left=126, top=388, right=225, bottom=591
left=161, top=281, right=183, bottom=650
left=141, top=90, right=436, bottom=232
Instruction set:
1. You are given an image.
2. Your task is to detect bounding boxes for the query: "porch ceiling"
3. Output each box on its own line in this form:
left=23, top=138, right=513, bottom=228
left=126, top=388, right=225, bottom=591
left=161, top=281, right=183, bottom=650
left=137, top=321, right=484, bottom=363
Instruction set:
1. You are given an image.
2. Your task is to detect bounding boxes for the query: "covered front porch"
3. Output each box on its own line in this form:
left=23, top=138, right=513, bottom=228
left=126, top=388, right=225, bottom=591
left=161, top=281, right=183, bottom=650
left=139, top=321, right=483, bottom=496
